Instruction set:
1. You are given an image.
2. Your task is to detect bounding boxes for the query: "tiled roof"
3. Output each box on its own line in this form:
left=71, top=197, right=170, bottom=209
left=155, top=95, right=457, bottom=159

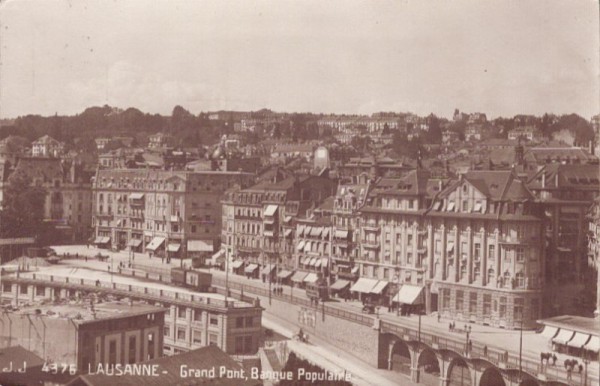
left=14, top=157, right=64, bottom=182
left=527, top=164, right=600, bottom=191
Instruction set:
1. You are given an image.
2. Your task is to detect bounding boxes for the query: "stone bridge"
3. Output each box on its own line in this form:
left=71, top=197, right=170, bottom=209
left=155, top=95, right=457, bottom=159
left=379, top=321, right=587, bottom=386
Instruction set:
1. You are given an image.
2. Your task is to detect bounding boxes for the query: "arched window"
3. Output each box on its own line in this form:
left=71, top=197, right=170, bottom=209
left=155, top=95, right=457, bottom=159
left=487, top=268, right=495, bottom=283
left=474, top=266, right=481, bottom=281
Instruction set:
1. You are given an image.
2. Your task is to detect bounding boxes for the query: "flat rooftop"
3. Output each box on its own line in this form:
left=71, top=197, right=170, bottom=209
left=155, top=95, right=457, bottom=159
left=538, top=315, right=600, bottom=336
left=4, top=300, right=165, bottom=324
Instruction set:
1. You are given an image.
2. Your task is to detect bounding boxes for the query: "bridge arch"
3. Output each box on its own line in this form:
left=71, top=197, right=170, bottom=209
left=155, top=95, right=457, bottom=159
left=417, top=347, right=440, bottom=386
left=448, top=357, right=472, bottom=386
left=389, top=338, right=412, bottom=375
left=479, top=367, right=505, bottom=386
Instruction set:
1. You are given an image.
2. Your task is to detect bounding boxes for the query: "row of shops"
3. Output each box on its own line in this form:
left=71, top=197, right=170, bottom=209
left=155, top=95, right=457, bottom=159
left=539, top=316, right=600, bottom=359
left=92, top=235, right=215, bottom=261
left=228, top=259, right=426, bottom=311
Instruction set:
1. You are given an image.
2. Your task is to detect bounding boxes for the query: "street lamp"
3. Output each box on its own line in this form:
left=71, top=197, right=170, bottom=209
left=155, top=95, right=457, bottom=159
left=582, top=350, right=590, bottom=386
left=519, top=310, right=523, bottom=381
left=465, top=325, right=471, bottom=356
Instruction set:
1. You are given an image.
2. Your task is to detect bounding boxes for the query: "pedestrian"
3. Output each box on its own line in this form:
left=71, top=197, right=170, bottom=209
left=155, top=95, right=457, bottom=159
left=107, top=265, right=110, bottom=272
left=468, top=339, right=472, bottom=352
left=85, top=256, right=88, bottom=262
left=540, top=352, right=544, bottom=364
left=552, top=354, right=557, bottom=366
left=449, top=322, right=453, bottom=332
left=437, top=314, right=441, bottom=323
left=578, top=364, right=583, bottom=374
left=483, top=345, right=488, bottom=357
left=567, top=367, right=572, bottom=380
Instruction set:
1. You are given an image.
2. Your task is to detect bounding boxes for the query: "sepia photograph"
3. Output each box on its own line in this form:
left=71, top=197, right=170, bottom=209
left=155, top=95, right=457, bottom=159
left=0, top=0, right=599, bottom=385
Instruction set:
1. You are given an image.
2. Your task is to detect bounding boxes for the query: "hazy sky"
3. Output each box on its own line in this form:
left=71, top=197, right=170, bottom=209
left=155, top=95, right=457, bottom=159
left=0, top=0, right=598, bottom=119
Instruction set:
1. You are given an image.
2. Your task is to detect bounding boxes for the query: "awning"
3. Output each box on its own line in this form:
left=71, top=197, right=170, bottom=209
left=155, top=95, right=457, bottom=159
left=167, top=243, right=181, bottom=252
left=129, top=193, right=144, bottom=200
left=330, top=279, right=350, bottom=291
left=446, top=242, right=454, bottom=253
left=145, top=237, right=165, bottom=251
left=170, top=215, right=179, bottom=222
left=263, top=218, right=275, bottom=224
left=277, top=270, right=293, bottom=279
left=351, top=267, right=359, bottom=274
left=304, top=273, right=318, bottom=283
left=567, top=333, right=591, bottom=348
left=304, top=241, right=312, bottom=253
left=297, top=240, right=306, bottom=251
left=371, top=281, right=389, bottom=294
left=552, top=329, right=575, bottom=345
left=320, top=258, right=329, bottom=268
left=291, top=271, right=308, bottom=283
left=540, top=326, right=559, bottom=340
left=314, top=258, right=322, bottom=268
left=335, top=230, right=348, bottom=238
left=300, top=257, right=311, bottom=265
left=305, top=226, right=313, bottom=236
left=447, top=202, right=455, bottom=211
left=94, top=236, right=110, bottom=244
left=311, top=227, right=323, bottom=237
left=128, top=239, right=142, bottom=247
left=212, top=249, right=225, bottom=263
left=308, top=257, right=318, bottom=266
left=187, top=240, right=213, bottom=252
left=264, top=205, right=278, bottom=217
left=322, top=228, right=330, bottom=239
left=393, top=285, right=425, bottom=304
left=284, top=229, right=292, bottom=237
left=264, top=230, right=274, bottom=237
left=261, top=264, right=275, bottom=275
left=584, top=336, right=599, bottom=353
left=284, top=216, right=292, bottom=223
left=231, top=260, right=244, bottom=269
left=245, top=264, right=258, bottom=273
left=350, top=278, right=379, bottom=293
left=473, top=202, right=482, bottom=212
left=297, top=225, right=306, bottom=236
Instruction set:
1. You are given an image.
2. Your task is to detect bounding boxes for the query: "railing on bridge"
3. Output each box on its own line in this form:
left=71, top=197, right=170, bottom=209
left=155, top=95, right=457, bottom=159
left=2, top=273, right=249, bottom=310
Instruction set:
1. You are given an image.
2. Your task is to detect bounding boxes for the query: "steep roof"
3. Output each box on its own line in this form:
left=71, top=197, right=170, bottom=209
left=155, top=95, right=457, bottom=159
left=527, top=164, right=600, bottom=191
left=440, top=170, right=534, bottom=201
left=13, top=157, right=64, bottom=182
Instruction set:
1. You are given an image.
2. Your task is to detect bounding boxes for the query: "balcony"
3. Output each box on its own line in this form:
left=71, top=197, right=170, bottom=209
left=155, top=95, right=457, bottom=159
left=362, top=239, right=380, bottom=249
left=363, top=223, right=380, bottom=232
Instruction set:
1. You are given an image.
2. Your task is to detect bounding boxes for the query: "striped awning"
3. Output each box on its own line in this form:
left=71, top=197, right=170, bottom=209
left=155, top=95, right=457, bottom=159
left=145, top=237, right=165, bottom=251
left=350, top=278, right=379, bottom=293
left=291, top=271, right=308, bottom=283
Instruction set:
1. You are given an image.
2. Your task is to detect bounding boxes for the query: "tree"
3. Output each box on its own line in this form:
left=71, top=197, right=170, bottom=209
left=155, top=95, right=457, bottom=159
left=0, top=171, right=47, bottom=239
left=350, top=135, right=373, bottom=153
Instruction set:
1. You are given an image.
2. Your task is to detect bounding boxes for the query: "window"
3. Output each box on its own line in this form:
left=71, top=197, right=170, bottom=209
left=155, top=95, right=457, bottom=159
left=499, top=297, right=506, bottom=318
left=178, top=307, right=186, bottom=318
left=2, top=283, right=11, bottom=292
left=20, top=285, right=28, bottom=294
left=147, top=333, right=155, bottom=360
left=236, top=317, right=244, bottom=328
left=488, top=244, right=495, bottom=260
left=210, top=316, right=218, bottom=326
left=462, top=200, right=468, bottom=211
left=245, top=317, right=253, bottom=327
left=442, top=289, right=451, bottom=310
left=514, top=298, right=524, bottom=320
left=460, top=263, right=466, bottom=280
left=193, top=310, right=202, bottom=321
left=35, top=285, right=45, bottom=296
left=469, top=292, right=477, bottom=314
left=128, top=336, right=136, bottom=364
left=487, top=268, right=495, bottom=283
left=473, top=265, right=481, bottom=281
left=483, top=294, right=492, bottom=316
left=516, top=247, right=524, bottom=262
left=192, top=330, right=202, bottom=344
left=516, top=272, right=525, bottom=288
left=456, top=290, right=464, bottom=311
left=163, top=327, right=170, bottom=337
left=530, top=298, right=539, bottom=319
left=177, top=328, right=186, bottom=341
left=108, top=339, right=117, bottom=365
left=208, top=333, right=219, bottom=346
left=474, top=243, right=481, bottom=260
left=435, top=240, right=441, bottom=253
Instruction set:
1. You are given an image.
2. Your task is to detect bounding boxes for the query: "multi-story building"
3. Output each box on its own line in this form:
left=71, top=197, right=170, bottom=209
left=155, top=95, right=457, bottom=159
left=355, top=170, right=436, bottom=307
left=92, top=169, right=254, bottom=261
left=0, top=300, right=165, bottom=370
left=508, top=126, right=543, bottom=142
left=330, top=174, right=372, bottom=286
left=31, top=135, right=64, bottom=157
left=148, top=132, right=175, bottom=149
left=221, top=168, right=337, bottom=277
left=527, top=164, right=599, bottom=316
left=586, top=197, right=600, bottom=318
left=10, top=157, right=94, bottom=241
left=428, top=170, right=544, bottom=328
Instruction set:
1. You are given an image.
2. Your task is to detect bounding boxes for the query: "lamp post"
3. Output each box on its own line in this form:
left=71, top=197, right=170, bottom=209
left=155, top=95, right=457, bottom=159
left=582, top=350, right=590, bottom=386
left=395, top=271, right=400, bottom=316
left=465, top=325, right=471, bottom=356
left=519, top=311, right=523, bottom=381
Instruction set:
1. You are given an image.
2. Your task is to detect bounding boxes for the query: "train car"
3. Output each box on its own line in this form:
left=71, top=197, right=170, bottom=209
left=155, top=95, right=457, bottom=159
left=305, top=278, right=329, bottom=302
left=171, top=268, right=212, bottom=292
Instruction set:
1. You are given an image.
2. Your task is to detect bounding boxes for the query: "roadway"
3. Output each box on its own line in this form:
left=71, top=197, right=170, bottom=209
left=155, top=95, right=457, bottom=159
left=45, top=245, right=600, bottom=383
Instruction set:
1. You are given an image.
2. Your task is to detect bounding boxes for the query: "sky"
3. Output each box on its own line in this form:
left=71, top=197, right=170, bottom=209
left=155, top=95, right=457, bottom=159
left=0, top=0, right=598, bottom=119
